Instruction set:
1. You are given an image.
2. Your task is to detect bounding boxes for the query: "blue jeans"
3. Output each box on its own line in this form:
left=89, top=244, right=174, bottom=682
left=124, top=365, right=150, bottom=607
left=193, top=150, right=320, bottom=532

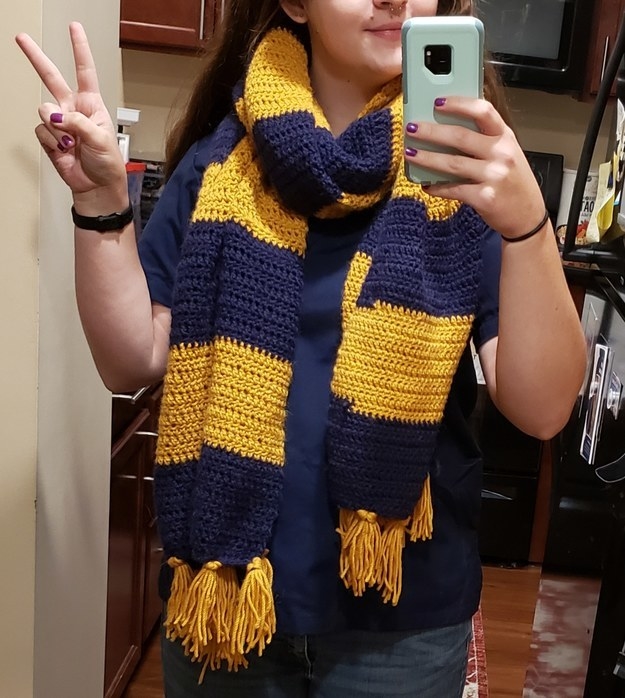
left=161, top=619, right=472, bottom=697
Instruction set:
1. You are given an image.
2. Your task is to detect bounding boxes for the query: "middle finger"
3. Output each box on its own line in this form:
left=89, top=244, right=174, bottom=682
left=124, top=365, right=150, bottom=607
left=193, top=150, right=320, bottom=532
left=405, top=120, right=487, bottom=161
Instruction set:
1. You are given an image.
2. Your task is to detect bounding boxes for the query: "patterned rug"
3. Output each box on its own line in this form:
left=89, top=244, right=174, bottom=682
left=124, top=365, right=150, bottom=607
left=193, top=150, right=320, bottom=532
left=464, top=608, right=489, bottom=697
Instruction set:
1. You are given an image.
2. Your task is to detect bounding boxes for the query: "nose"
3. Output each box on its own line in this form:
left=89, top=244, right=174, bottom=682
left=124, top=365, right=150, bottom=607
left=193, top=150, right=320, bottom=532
left=373, top=0, right=408, bottom=16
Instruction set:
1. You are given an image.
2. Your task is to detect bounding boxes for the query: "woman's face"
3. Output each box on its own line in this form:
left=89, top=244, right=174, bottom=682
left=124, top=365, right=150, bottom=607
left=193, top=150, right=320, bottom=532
left=284, top=0, right=439, bottom=90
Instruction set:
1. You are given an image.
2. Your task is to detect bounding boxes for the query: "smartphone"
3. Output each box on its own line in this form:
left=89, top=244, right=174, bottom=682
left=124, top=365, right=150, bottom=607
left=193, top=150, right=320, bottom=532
left=402, top=16, right=484, bottom=186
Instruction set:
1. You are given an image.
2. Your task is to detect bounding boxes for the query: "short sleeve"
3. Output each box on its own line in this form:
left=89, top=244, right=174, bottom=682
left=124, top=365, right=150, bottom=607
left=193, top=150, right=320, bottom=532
left=137, top=134, right=216, bottom=308
left=471, top=225, right=501, bottom=349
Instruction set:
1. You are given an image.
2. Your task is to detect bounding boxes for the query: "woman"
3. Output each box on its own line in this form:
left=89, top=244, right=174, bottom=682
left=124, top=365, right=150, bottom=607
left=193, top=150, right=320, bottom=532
left=16, top=1, right=586, bottom=696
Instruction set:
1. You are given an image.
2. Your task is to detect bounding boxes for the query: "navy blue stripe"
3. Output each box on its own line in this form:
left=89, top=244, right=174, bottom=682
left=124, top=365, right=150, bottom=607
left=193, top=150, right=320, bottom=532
left=253, top=111, right=392, bottom=216
left=329, top=108, right=393, bottom=193
left=254, top=111, right=338, bottom=214
left=326, top=397, right=437, bottom=519
left=154, top=461, right=198, bottom=562
left=169, top=220, right=223, bottom=347
left=212, top=222, right=303, bottom=360
left=209, top=112, right=246, bottom=165
left=170, top=221, right=304, bottom=359
left=357, top=202, right=484, bottom=318
left=189, top=446, right=283, bottom=565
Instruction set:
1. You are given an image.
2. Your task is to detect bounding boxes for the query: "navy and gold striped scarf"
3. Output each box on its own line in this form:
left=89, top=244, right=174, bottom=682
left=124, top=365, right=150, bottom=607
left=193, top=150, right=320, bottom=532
left=154, top=27, right=484, bottom=675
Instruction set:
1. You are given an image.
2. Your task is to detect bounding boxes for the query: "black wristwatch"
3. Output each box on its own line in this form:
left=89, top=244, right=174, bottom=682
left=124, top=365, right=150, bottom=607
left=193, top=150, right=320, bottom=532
left=71, top=204, right=134, bottom=232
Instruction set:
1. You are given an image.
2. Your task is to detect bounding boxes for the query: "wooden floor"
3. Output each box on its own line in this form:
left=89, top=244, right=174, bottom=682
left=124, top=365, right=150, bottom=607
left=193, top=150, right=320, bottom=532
left=123, top=564, right=542, bottom=698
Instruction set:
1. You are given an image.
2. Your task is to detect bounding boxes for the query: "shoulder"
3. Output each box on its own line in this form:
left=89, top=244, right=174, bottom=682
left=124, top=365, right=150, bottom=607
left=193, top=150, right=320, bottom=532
left=137, top=132, right=219, bottom=308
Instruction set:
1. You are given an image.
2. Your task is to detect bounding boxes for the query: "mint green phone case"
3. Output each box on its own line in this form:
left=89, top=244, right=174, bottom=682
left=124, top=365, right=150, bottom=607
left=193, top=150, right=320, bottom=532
left=402, top=16, right=484, bottom=185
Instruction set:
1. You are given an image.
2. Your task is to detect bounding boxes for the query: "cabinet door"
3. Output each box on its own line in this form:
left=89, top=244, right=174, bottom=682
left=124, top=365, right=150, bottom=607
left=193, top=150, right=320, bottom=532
left=120, top=0, right=218, bottom=52
left=104, top=409, right=150, bottom=698
left=586, top=0, right=625, bottom=95
left=141, top=431, right=163, bottom=643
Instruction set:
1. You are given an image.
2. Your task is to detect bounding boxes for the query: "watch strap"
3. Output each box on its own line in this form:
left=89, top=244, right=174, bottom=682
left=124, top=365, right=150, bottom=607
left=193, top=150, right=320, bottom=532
left=71, top=203, right=134, bottom=232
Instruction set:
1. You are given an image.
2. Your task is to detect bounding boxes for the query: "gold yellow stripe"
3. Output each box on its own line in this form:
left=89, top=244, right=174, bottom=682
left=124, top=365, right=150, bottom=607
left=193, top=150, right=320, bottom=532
left=342, top=252, right=372, bottom=331
left=204, top=337, right=291, bottom=466
left=241, top=29, right=331, bottom=131
left=331, top=302, right=473, bottom=423
left=156, top=343, right=214, bottom=465
left=191, top=137, right=307, bottom=256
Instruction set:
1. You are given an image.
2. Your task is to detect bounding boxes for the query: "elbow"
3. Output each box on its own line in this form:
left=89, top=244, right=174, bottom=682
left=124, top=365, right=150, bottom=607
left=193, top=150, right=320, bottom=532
left=507, top=382, right=583, bottom=441
left=102, top=375, right=148, bottom=395
left=525, top=409, right=573, bottom=441
left=97, top=365, right=158, bottom=395
left=503, top=403, right=575, bottom=442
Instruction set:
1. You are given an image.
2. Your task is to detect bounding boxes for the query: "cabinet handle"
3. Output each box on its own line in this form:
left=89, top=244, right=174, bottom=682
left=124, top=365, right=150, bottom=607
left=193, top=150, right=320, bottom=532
left=199, top=0, right=206, bottom=39
left=135, top=430, right=158, bottom=439
left=600, top=35, right=610, bottom=83
left=481, top=488, right=513, bottom=502
left=111, top=385, right=150, bottom=404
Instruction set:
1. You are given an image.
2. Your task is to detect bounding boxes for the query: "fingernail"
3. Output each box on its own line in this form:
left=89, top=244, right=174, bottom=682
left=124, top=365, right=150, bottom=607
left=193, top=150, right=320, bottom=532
left=50, top=113, right=63, bottom=124
left=57, top=142, right=66, bottom=152
left=405, top=148, right=418, bottom=157
left=61, top=135, right=74, bottom=148
left=434, top=97, right=447, bottom=107
left=406, top=122, right=418, bottom=133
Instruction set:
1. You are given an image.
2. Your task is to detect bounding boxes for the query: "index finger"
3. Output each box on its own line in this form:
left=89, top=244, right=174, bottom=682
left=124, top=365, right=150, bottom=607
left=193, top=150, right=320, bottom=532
left=434, top=96, right=504, bottom=138
left=15, top=31, right=74, bottom=105
left=69, top=22, right=100, bottom=94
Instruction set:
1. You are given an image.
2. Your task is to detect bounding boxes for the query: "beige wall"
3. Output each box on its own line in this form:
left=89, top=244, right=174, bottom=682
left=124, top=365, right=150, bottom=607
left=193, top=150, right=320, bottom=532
left=3, top=2, right=120, bottom=697
left=122, top=52, right=612, bottom=174
left=507, top=87, right=611, bottom=172
left=2, top=3, right=41, bottom=696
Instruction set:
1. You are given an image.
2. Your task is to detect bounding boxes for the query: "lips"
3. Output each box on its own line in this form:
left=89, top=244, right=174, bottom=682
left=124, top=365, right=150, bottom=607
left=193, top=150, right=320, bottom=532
left=367, top=22, right=403, bottom=41
left=368, top=22, right=403, bottom=33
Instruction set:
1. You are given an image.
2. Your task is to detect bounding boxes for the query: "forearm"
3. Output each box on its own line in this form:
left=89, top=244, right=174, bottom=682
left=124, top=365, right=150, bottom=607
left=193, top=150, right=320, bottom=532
left=494, top=222, right=586, bottom=439
left=73, top=190, right=168, bottom=392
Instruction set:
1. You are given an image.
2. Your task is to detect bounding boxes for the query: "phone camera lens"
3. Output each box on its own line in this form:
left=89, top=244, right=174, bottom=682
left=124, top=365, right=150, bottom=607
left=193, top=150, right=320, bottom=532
left=424, top=44, right=452, bottom=75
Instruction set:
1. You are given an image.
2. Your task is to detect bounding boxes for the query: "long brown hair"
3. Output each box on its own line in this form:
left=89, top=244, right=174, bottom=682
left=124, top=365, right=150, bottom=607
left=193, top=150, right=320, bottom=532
left=165, top=0, right=511, bottom=178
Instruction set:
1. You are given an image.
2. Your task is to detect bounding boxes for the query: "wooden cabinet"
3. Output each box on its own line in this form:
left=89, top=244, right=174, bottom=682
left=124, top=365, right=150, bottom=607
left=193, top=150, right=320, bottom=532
left=120, top=0, right=218, bottom=52
left=585, top=0, right=625, bottom=96
left=104, top=385, right=162, bottom=698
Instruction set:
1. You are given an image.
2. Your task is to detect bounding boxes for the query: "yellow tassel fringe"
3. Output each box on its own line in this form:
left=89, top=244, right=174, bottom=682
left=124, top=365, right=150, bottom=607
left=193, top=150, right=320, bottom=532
left=337, top=476, right=433, bottom=606
left=408, top=475, right=433, bottom=542
left=163, top=479, right=432, bottom=678
left=377, top=517, right=409, bottom=605
left=337, top=509, right=381, bottom=596
left=163, top=554, right=275, bottom=676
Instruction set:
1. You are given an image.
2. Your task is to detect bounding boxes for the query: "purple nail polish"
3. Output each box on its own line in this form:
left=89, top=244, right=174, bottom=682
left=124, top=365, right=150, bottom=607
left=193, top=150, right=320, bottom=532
left=50, top=113, right=63, bottom=124
left=61, top=135, right=74, bottom=148
left=406, top=122, right=418, bottom=133
left=57, top=142, right=66, bottom=152
left=434, top=97, right=446, bottom=107
left=405, top=148, right=418, bottom=157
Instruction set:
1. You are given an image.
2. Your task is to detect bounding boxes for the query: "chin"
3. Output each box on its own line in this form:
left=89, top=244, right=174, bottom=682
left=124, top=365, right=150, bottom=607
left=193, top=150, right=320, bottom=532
left=370, top=58, right=402, bottom=83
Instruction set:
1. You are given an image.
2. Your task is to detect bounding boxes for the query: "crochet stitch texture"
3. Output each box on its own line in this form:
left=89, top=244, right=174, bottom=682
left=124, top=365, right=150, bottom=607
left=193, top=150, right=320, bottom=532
left=154, top=27, right=486, bottom=674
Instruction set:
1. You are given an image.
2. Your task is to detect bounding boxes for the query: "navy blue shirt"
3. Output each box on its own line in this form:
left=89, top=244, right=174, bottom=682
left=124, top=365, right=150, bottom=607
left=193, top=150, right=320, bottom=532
left=139, top=134, right=501, bottom=635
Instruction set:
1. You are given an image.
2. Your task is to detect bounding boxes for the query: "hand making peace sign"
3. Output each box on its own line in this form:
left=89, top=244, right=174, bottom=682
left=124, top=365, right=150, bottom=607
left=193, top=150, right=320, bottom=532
left=15, top=22, right=127, bottom=202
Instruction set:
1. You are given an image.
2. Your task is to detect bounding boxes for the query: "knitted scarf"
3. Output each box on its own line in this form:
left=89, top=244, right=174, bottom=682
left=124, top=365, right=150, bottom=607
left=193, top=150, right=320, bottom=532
left=154, top=27, right=484, bottom=674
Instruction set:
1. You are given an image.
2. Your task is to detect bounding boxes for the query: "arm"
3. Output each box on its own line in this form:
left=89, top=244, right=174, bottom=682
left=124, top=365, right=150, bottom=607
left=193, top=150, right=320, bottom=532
left=405, top=99, right=586, bottom=439
left=478, top=226, right=585, bottom=439
left=16, top=23, right=169, bottom=391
